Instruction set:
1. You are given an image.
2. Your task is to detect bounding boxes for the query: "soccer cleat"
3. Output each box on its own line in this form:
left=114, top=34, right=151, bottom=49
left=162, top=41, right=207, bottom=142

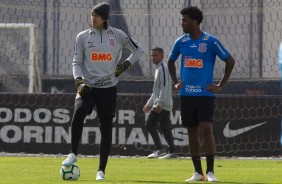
left=158, top=153, right=177, bottom=159
left=206, top=172, right=218, bottom=182
left=96, top=171, right=105, bottom=180
left=62, top=153, right=77, bottom=166
left=147, top=149, right=166, bottom=158
left=185, top=173, right=205, bottom=182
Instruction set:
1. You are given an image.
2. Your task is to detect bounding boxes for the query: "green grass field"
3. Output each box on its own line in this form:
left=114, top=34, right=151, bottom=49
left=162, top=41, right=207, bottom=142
left=0, top=156, right=281, bottom=184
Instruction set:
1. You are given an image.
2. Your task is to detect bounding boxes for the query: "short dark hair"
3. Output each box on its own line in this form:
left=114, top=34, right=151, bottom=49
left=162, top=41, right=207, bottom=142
left=151, top=47, right=164, bottom=54
left=180, top=6, right=203, bottom=25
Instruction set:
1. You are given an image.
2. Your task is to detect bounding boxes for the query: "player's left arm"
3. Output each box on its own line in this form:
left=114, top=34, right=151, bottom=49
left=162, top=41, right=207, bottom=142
left=206, top=37, right=235, bottom=93
left=206, top=55, right=235, bottom=93
left=218, top=55, right=235, bottom=88
left=123, top=34, right=144, bottom=64
left=115, top=30, right=144, bottom=77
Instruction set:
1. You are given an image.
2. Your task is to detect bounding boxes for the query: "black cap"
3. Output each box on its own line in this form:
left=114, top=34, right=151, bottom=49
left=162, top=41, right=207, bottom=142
left=92, top=2, right=110, bottom=20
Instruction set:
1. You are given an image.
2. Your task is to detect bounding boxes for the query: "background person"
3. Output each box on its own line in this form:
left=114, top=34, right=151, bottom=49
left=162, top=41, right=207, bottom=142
left=62, top=2, right=144, bottom=181
left=143, top=47, right=176, bottom=159
left=167, top=6, right=235, bottom=182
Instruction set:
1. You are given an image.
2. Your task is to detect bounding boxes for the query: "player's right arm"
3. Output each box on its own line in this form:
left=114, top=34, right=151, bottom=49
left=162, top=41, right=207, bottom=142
left=167, top=59, right=177, bottom=83
left=144, top=89, right=155, bottom=113
left=168, top=60, right=183, bottom=90
left=72, top=32, right=92, bottom=97
left=72, top=32, right=84, bottom=80
left=167, top=38, right=183, bottom=90
left=167, top=59, right=182, bottom=89
left=143, top=104, right=151, bottom=113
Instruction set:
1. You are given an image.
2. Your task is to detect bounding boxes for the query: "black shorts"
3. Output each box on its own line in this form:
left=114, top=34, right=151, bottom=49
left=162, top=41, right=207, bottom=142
left=180, top=96, right=215, bottom=128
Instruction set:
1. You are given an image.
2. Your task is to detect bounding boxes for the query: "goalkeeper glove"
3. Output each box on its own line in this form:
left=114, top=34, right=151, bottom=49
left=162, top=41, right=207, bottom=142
left=75, top=77, right=92, bottom=97
left=115, top=60, right=131, bottom=77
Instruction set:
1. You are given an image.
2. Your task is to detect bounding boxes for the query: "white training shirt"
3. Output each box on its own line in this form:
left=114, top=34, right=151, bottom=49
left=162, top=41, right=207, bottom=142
left=146, top=61, right=173, bottom=111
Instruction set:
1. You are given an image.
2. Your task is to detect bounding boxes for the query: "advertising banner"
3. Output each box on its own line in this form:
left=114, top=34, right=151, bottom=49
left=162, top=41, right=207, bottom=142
left=0, top=94, right=281, bottom=157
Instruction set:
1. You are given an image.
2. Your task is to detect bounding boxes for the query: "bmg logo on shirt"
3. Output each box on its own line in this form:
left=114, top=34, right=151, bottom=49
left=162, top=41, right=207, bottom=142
left=91, top=52, right=112, bottom=62
left=184, top=58, right=203, bottom=68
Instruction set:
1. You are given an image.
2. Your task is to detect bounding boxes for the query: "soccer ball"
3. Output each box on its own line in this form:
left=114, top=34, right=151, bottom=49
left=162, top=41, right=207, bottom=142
left=60, top=164, right=80, bottom=180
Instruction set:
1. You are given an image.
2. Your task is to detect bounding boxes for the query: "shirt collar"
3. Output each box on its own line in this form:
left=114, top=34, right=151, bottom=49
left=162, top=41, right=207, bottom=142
left=155, top=60, right=164, bottom=68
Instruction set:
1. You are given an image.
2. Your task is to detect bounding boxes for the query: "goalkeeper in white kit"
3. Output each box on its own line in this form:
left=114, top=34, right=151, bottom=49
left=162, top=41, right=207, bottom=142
left=62, top=2, right=144, bottom=181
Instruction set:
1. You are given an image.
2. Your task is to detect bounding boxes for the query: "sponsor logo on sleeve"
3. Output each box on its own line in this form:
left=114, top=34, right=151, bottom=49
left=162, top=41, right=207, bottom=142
left=181, top=37, right=189, bottom=42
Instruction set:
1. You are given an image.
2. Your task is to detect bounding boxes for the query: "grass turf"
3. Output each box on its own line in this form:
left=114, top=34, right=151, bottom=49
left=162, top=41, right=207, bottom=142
left=0, top=156, right=281, bottom=183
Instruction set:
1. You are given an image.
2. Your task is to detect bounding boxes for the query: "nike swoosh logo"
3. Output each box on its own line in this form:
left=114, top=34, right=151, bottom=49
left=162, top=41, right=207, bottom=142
left=223, top=121, right=268, bottom=138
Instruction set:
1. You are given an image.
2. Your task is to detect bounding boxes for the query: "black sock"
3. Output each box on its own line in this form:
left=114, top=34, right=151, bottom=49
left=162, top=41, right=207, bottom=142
left=206, top=155, right=214, bottom=174
left=192, top=156, right=203, bottom=175
left=98, top=120, right=113, bottom=173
